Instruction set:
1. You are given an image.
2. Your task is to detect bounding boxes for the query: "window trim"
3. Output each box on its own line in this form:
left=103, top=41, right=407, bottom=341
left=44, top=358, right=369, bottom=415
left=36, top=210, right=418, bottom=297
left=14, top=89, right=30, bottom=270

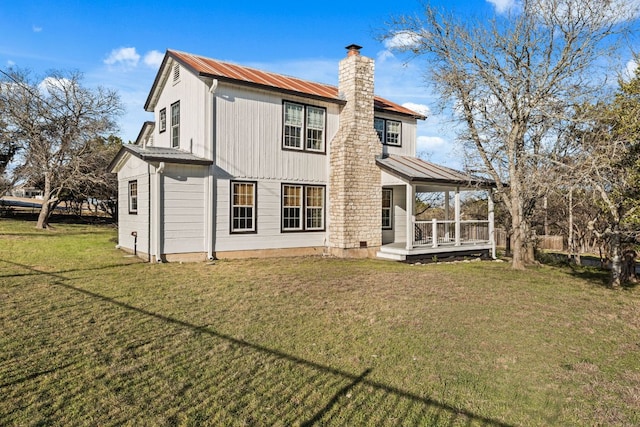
left=282, top=101, right=327, bottom=154
left=374, top=117, right=402, bottom=147
left=230, top=180, right=257, bottom=234
left=382, top=188, right=393, bottom=230
left=171, top=101, right=180, bottom=148
left=281, top=183, right=326, bottom=232
left=128, top=180, right=138, bottom=215
left=159, top=108, right=166, bottom=133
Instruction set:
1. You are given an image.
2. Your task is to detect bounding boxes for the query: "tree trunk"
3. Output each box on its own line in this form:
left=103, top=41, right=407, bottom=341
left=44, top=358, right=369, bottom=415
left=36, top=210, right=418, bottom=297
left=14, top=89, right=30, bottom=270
left=609, top=231, right=622, bottom=288
left=511, top=206, right=526, bottom=270
left=36, top=173, right=53, bottom=229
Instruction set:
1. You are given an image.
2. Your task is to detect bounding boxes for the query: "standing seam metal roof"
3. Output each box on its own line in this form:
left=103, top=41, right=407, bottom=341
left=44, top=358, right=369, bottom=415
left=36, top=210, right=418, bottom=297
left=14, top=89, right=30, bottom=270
left=166, top=49, right=426, bottom=119
left=376, top=155, right=496, bottom=187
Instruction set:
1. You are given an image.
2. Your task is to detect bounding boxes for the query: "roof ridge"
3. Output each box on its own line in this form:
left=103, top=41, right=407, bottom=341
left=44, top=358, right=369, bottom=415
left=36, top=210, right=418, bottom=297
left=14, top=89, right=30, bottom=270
left=168, top=49, right=338, bottom=90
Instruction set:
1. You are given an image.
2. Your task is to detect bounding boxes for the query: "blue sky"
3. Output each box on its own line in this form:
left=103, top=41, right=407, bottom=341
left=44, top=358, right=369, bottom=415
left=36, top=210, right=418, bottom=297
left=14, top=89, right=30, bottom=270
left=0, top=0, right=635, bottom=167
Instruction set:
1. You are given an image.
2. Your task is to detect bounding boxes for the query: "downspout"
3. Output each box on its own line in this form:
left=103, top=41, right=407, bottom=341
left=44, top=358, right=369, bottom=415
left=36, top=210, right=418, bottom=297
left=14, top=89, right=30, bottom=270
left=205, top=79, right=218, bottom=260
left=147, top=163, right=151, bottom=262
left=155, top=162, right=165, bottom=262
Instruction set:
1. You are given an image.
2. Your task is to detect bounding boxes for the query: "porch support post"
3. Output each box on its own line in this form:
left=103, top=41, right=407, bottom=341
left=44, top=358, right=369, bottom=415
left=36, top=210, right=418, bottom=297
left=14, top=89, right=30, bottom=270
left=444, top=190, right=450, bottom=241
left=432, top=218, right=438, bottom=248
left=454, top=187, right=461, bottom=246
left=488, top=188, right=496, bottom=259
left=406, top=183, right=414, bottom=251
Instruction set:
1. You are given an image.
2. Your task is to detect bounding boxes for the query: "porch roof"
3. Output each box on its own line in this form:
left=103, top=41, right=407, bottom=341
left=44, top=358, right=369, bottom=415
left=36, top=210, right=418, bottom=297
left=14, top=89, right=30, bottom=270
left=376, top=155, right=496, bottom=188
left=108, top=145, right=213, bottom=172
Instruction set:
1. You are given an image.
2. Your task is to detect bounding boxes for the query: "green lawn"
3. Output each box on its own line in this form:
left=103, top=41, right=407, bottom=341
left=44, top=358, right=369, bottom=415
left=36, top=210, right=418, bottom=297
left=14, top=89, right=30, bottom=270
left=1, top=219, right=639, bottom=426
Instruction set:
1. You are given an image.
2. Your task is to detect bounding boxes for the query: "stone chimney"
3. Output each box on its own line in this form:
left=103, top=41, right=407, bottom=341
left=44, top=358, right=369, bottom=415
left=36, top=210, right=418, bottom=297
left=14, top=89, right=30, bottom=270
left=328, top=44, right=382, bottom=257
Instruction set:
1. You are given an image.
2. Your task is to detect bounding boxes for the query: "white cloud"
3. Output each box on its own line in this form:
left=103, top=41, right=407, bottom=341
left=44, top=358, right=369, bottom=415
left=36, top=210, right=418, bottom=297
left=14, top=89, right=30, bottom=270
left=383, top=31, right=422, bottom=51
left=623, top=58, right=639, bottom=81
left=402, top=102, right=430, bottom=118
left=104, top=47, right=140, bottom=68
left=32, top=25, right=42, bottom=33
left=417, top=135, right=447, bottom=151
left=38, top=76, right=72, bottom=93
left=144, top=50, right=164, bottom=68
left=486, top=0, right=518, bottom=14
left=376, top=49, right=395, bottom=63
left=7, top=60, right=15, bottom=66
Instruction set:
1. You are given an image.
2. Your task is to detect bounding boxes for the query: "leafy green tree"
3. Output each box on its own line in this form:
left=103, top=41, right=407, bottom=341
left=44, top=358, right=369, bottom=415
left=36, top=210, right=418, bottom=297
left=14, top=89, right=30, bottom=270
left=565, top=72, right=640, bottom=286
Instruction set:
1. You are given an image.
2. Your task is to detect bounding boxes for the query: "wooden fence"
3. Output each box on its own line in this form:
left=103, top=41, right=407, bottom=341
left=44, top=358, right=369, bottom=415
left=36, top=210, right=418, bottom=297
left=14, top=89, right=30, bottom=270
left=495, top=229, right=565, bottom=251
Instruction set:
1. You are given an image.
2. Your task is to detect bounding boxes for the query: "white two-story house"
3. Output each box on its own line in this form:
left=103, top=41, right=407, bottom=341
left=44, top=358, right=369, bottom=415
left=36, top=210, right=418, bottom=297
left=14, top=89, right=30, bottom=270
left=109, top=45, right=496, bottom=262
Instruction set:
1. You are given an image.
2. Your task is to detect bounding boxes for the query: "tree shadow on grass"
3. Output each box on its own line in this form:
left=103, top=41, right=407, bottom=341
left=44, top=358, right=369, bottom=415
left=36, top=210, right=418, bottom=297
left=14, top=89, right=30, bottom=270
left=2, top=259, right=514, bottom=426
left=537, top=252, right=639, bottom=289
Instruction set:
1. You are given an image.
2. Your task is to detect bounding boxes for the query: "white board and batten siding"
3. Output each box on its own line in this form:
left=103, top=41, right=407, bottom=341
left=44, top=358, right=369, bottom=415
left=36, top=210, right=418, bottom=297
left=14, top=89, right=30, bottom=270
left=161, top=164, right=207, bottom=254
left=153, top=62, right=208, bottom=158
left=382, top=184, right=408, bottom=245
left=376, top=112, right=418, bottom=158
left=117, top=155, right=150, bottom=254
left=213, top=84, right=334, bottom=252
left=214, top=83, right=337, bottom=182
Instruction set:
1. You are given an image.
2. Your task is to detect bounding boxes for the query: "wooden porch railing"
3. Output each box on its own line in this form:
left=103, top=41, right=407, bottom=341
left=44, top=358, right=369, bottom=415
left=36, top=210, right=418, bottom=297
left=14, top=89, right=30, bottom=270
left=414, top=219, right=491, bottom=248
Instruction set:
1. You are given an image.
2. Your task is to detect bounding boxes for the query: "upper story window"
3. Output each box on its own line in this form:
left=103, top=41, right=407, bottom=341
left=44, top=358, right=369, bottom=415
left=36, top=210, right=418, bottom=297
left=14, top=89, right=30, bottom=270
left=171, top=101, right=180, bottom=148
left=128, top=180, right=138, bottom=214
left=374, top=117, right=402, bottom=146
left=283, top=101, right=326, bottom=153
left=159, top=108, right=166, bottom=133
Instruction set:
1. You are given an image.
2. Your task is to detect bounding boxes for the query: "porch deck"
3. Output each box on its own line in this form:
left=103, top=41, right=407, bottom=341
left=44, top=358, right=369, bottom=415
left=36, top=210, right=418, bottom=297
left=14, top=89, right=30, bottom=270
left=377, top=218, right=496, bottom=261
left=377, top=241, right=494, bottom=261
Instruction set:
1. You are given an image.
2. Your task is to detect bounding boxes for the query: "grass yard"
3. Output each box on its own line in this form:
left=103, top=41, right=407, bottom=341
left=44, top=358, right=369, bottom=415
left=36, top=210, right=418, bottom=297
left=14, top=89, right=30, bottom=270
left=1, top=219, right=639, bottom=426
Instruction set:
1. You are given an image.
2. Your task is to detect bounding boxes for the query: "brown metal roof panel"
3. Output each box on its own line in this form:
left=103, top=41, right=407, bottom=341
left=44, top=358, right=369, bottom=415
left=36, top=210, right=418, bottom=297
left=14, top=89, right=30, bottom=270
left=377, top=155, right=495, bottom=187
left=168, top=49, right=425, bottom=118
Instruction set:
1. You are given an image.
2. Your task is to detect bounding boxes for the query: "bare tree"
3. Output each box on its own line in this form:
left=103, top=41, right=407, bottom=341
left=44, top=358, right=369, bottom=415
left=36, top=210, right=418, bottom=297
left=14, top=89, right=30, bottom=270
left=381, top=0, right=638, bottom=269
left=0, top=68, right=123, bottom=228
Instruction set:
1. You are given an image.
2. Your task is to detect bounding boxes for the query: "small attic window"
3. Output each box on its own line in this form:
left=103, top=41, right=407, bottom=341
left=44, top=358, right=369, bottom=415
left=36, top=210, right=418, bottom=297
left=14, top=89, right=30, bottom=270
left=173, top=64, right=180, bottom=83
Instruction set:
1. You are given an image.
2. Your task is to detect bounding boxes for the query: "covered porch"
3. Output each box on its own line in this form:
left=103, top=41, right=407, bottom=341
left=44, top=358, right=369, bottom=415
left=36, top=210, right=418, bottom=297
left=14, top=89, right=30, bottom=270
left=376, top=155, right=497, bottom=261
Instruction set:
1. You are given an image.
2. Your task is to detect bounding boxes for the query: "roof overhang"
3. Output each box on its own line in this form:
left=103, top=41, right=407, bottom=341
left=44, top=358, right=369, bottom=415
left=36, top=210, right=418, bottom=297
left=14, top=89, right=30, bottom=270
left=376, top=155, right=496, bottom=189
left=145, top=49, right=427, bottom=120
left=108, top=145, right=213, bottom=173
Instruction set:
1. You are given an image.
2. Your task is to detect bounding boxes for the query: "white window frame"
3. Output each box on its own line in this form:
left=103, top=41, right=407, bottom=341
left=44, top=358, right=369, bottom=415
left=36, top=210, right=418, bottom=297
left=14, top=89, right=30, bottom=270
left=159, top=108, right=166, bottom=133
left=171, top=101, right=180, bottom=148
left=382, top=188, right=393, bottom=229
left=230, top=181, right=256, bottom=233
left=128, top=180, right=138, bottom=214
left=282, top=184, right=325, bottom=232
left=283, top=101, right=326, bottom=152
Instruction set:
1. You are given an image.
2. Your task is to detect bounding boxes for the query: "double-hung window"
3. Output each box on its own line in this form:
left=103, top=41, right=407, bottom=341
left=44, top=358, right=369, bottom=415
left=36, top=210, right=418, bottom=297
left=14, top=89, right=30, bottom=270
left=283, top=101, right=326, bottom=152
left=306, top=186, right=324, bottom=230
left=382, top=188, right=393, bottom=229
left=282, top=184, right=325, bottom=231
left=171, top=101, right=180, bottom=148
left=128, top=180, right=138, bottom=214
left=159, top=108, right=166, bottom=133
left=374, top=117, right=402, bottom=146
left=231, top=181, right=256, bottom=233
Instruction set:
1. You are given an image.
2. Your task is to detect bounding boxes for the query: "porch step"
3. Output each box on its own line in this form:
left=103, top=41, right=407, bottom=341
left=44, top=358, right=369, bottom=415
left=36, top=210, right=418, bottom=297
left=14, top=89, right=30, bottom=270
left=376, top=250, right=406, bottom=261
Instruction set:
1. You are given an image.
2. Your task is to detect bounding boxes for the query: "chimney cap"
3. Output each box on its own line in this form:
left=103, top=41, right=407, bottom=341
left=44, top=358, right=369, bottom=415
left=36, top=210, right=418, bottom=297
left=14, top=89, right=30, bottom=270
left=345, top=44, right=362, bottom=56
